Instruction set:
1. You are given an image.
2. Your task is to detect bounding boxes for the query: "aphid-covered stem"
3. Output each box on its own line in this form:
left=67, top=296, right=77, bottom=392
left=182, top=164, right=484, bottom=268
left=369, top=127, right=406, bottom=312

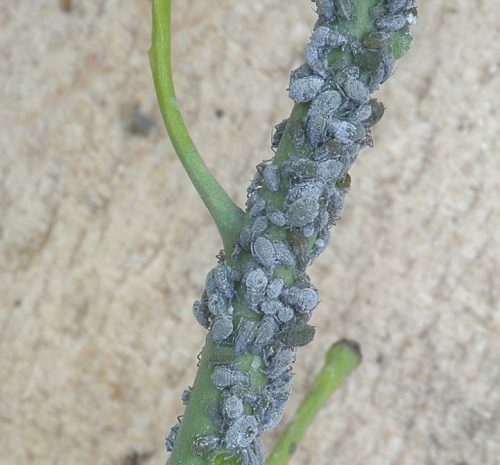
left=266, top=340, right=362, bottom=465
left=149, top=0, right=245, bottom=252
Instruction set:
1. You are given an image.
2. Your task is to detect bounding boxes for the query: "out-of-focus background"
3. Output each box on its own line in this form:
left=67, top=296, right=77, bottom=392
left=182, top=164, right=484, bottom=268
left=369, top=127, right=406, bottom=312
left=1, top=1, right=499, bottom=464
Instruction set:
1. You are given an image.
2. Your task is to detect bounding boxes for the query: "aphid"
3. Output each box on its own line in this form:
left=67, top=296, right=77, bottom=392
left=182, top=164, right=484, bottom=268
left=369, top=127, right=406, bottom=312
left=289, top=63, right=313, bottom=85
left=260, top=299, right=284, bottom=316
left=211, top=315, right=234, bottom=342
left=248, top=193, right=266, bottom=218
left=251, top=236, right=276, bottom=268
left=239, top=225, right=252, bottom=249
left=388, top=0, right=409, bottom=14
left=211, top=366, right=250, bottom=389
left=181, top=386, right=192, bottom=405
left=306, top=90, right=343, bottom=146
left=212, top=264, right=235, bottom=300
left=316, top=159, right=344, bottom=184
left=287, top=120, right=307, bottom=149
left=222, top=394, right=245, bottom=421
left=286, top=179, right=325, bottom=204
left=327, top=118, right=358, bottom=144
left=334, top=0, right=353, bottom=20
left=305, top=43, right=328, bottom=78
left=273, top=240, right=297, bottom=267
left=245, top=268, right=269, bottom=298
left=262, top=164, right=281, bottom=192
left=365, top=99, right=385, bottom=127
left=284, top=286, right=320, bottom=312
left=286, top=197, right=320, bottom=227
left=209, top=346, right=238, bottom=365
left=281, top=323, right=316, bottom=347
left=315, top=0, right=335, bottom=20
left=362, top=31, right=390, bottom=50
left=282, top=157, right=317, bottom=181
left=369, top=1, right=387, bottom=19
left=342, top=78, right=370, bottom=104
left=250, top=216, right=269, bottom=240
left=288, top=75, right=325, bottom=103
left=310, top=25, right=346, bottom=49
left=240, top=440, right=265, bottom=465
left=254, top=316, right=278, bottom=349
left=165, top=423, right=179, bottom=452
left=301, top=222, right=316, bottom=238
left=267, top=209, right=287, bottom=227
left=258, top=404, right=285, bottom=432
left=266, top=348, right=295, bottom=379
left=192, top=299, right=210, bottom=329
left=276, top=305, right=295, bottom=323
left=347, top=103, right=372, bottom=123
left=271, top=119, right=287, bottom=151
left=266, top=278, right=284, bottom=299
left=192, top=434, right=220, bottom=456
left=234, top=319, right=257, bottom=353
left=208, top=293, right=232, bottom=317
left=230, top=383, right=259, bottom=404
left=225, top=415, right=260, bottom=449
left=375, top=13, right=407, bottom=32
left=266, top=371, right=294, bottom=408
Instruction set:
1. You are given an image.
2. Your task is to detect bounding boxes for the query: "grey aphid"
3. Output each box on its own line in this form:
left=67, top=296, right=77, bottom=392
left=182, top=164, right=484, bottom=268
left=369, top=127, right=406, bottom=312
left=375, top=13, right=407, bottom=32
left=262, top=164, right=281, bottom=192
left=316, top=159, right=344, bottom=184
left=342, top=78, right=370, bottom=104
left=250, top=216, right=269, bottom=240
left=285, top=286, right=320, bottom=313
left=315, top=209, right=330, bottom=231
left=254, top=316, right=278, bottom=349
left=347, top=103, right=373, bottom=123
left=285, top=178, right=325, bottom=202
left=260, top=299, right=285, bottom=316
left=212, top=264, right=235, bottom=300
left=310, top=25, right=346, bottom=49
left=362, top=31, right=390, bottom=50
left=248, top=193, right=266, bottom=218
left=240, top=440, right=265, bottom=465
left=211, top=366, right=250, bottom=389
left=281, top=323, right=316, bottom=347
left=288, top=120, right=307, bottom=149
left=267, top=348, right=295, bottom=379
left=234, top=320, right=257, bottom=353
left=192, top=434, right=220, bottom=456
left=251, top=236, right=276, bottom=268
left=267, top=209, right=287, bottom=227
left=222, top=394, right=244, bottom=421
left=288, top=75, right=325, bottom=103
left=277, top=305, right=295, bottom=323
left=266, top=278, right=284, bottom=299
left=225, top=415, right=260, bottom=450
left=245, top=268, right=269, bottom=309
left=181, top=386, right=192, bottom=405
left=289, top=63, right=313, bottom=85
left=370, top=1, right=387, bottom=19
left=282, top=157, right=318, bottom=181
left=334, top=0, right=353, bottom=20
left=209, top=346, right=238, bottom=365
left=271, top=119, right=287, bottom=151
left=193, top=299, right=210, bottom=329
left=258, top=404, right=286, bottom=432
left=230, top=383, right=259, bottom=404
left=239, top=225, right=252, bottom=249
left=315, top=0, right=335, bottom=20
left=327, top=118, right=358, bottom=144
left=208, top=293, right=232, bottom=317
left=301, top=222, right=316, bottom=238
left=388, top=0, right=409, bottom=14
left=306, top=90, right=343, bottom=146
left=165, top=423, right=179, bottom=452
left=247, top=173, right=263, bottom=196
left=211, top=315, right=234, bottom=343
left=273, top=240, right=297, bottom=267
left=286, top=197, right=320, bottom=227
left=366, top=99, right=385, bottom=127
left=305, top=43, right=328, bottom=78
left=310, top=231, right=331, bottom=263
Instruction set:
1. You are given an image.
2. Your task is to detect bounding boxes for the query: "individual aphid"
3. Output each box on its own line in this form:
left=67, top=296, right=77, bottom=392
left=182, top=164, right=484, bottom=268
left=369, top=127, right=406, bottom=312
left=309, top=89, right=343, bottom=120
left=309, top=231, right=331, bottom=263
left=212, top=264, right=235, bottom=300
left=208, top=293, right=232, bottom=317
left=266, top=348, right=295, bottom=379
left=288, top=75, right=325, bottom=103
left=192, top=434, right=220, bottom=456
left=282, top=157, right=317, bottom=181
left=250, top=216, right=269, bottom=240
left=281, top=323, right=316, bottom=347
left=288, top=120, right=307, bottom=149
left=209, top=346, right=238, bottom=365
left=387, top=0, right=408, bottom=14
left=239, top=225, right=252, bottom=250
left=254, top=316, right=278, bottom=349
left=251, top=236, right=277, bottom=268
left=301, top=222, right=316, bottom=238
left=225, top=415, right=260, bottom=449
left=289, top=63, right=313, bottom=86
left=315, top=0, right=335, bottom=20
left=304, top=43, right=328, bottom=78
left=234, top=319, right=257, bottom=353
left=287, top=229, right=310, bottom=271
left=230, top=382, right=259, bottom=405
left=192, top=299, right=210, bottom=329
left=257, top=404, right=285, bottom=432
left=262, top=164, right=281, bottom=192
left=341, top=78, right=370, bottom=104
left=276, top=305, right=295, bottom=323
left=271, top=119, right=287, bottom=151
left=239, top=439, right=265, bottom=465
left=353, top=47, right=385, bottom=72
left=285, top=197, right=320, bottom=227
left=284, top=286, right=320, bottom=312
left=334, top=0, right=353, bottom=20
left=362, top=30, right=390, bottom=50
left=266, top=278, right=284, bottom=299
left=369, top=1, right=387, bottom=19
left=181, top=386, right=192, bottom=405
left=327, top=118, right=358, bottom=144
left=211, top=366, right=250, bottom=389
left=375, top=13, right=407, bottom=32
left=248, top=193, right=266, bottom=218
left=316, top=158, right=344, bottom=184
left=260, top=299, right=284, bottom=316
left=211, top=315, right=234, bottom=343
left=365, top=99, right=385, bottom=127
left=273, top=240, right=297, bottom=267
left=165, top=423, right=179, bottom=452
left=287, top=179, right=325, bottom=203
left=310, top=25, right=346, bottom=49
left=267, top=209, right=287, bottom=227
left=347, top=103, right=373, bottom=123
left=222, top=394, right=245, bottom=421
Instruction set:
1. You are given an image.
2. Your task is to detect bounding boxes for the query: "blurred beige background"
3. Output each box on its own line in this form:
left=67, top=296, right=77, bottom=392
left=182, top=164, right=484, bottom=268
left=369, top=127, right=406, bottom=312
left=1, top=1, right=499, bottom=464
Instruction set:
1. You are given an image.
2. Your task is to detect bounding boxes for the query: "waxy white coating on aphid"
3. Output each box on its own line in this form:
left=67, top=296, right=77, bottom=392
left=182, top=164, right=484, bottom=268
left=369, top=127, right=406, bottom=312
left=211, top=366, right=250, bottom=389
left=287, top=180, right=325, bottom=203
left=266, top=278, right=284, bottom=299
left=240, top=440, right=265, bottom=465
left=267, top=208, right=287, bottom=227
left=327, top=118, right=358, bottom=144
left=286, top=197, right=321, bottom=227
left=314, top=0, right=335, bottom=20
left=248, top=193, right=266, bottom=218
left=251, top=236, right=276, bottom=268
left=311, top=25, right=346, bottom=49
left=260, top=299, right=285, bottom=316
left=222, top=394, right=244, bottom=421
left=235, top=320, right=257, bottom=353
left=212, top=264, right=235, bottom=300
left=245, top=268, right=269, bottom=309
left=342, top=78, right=370, bottom=104
left=285, top=286, right=320, bottom=312
left=334, top=0, right=353, bottom=20
left=376, top=13, right=408, bottom=31
left=262, top=164, right=281, bottom=192
left=250, top=216, right=269, bottom=240
left=192, top=300, right=210, bottom=329
left=211, top=315, right=234, bottom=342
left=388, top=0, right=409, bottom=13
left=192, top=435, right=220, bottom=456
left=309, top=90, right=343, bottom=119
left=225, top=415, right=260, bottom=449
left=208, top=293, right=232, bottom=317
left=282, top=157, right=318, bottom=181
left=266, top=348, right=295, bottom=379
left=276, top=305, right=295, bottom=323
left=273, top=240, right=297, bottom=267
left=254, top=316, right=278, bottom=348
left=348, top=103, right=373, bottom=123
left=316, top=159, right=344, bottom=183
left=288, top=75, right=325, bottom=103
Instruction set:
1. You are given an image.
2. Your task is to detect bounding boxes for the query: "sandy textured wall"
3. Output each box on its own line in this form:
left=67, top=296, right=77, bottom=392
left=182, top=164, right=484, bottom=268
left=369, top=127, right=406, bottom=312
left=1, top=1, right=499, bottom=464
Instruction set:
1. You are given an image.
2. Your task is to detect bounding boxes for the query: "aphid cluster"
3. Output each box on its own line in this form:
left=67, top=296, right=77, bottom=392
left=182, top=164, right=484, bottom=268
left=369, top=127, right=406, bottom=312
left=166, top=1, right=416, bottom=463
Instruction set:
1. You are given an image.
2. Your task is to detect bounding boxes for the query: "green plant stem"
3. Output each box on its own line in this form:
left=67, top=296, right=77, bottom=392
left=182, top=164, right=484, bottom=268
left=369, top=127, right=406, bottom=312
left=266, top=340, right=362, bottom=465
left=148, top=0, right=244, bottom=252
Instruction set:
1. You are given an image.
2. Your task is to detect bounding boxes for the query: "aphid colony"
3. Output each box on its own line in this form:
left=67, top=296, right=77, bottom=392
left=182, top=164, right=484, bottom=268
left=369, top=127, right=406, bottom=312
left=166, top=1, right=416, bottom=464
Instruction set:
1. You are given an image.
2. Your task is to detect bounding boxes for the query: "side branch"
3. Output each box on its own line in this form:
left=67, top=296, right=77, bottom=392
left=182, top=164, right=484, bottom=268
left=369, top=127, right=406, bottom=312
left=148, top=0, right=244, bottom=251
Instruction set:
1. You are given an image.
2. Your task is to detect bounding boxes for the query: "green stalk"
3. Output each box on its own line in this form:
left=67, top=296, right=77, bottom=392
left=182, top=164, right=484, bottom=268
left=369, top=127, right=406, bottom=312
left=266, top=340, right=362, bottom=465
left=148, top=0, right=244, bottom=252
